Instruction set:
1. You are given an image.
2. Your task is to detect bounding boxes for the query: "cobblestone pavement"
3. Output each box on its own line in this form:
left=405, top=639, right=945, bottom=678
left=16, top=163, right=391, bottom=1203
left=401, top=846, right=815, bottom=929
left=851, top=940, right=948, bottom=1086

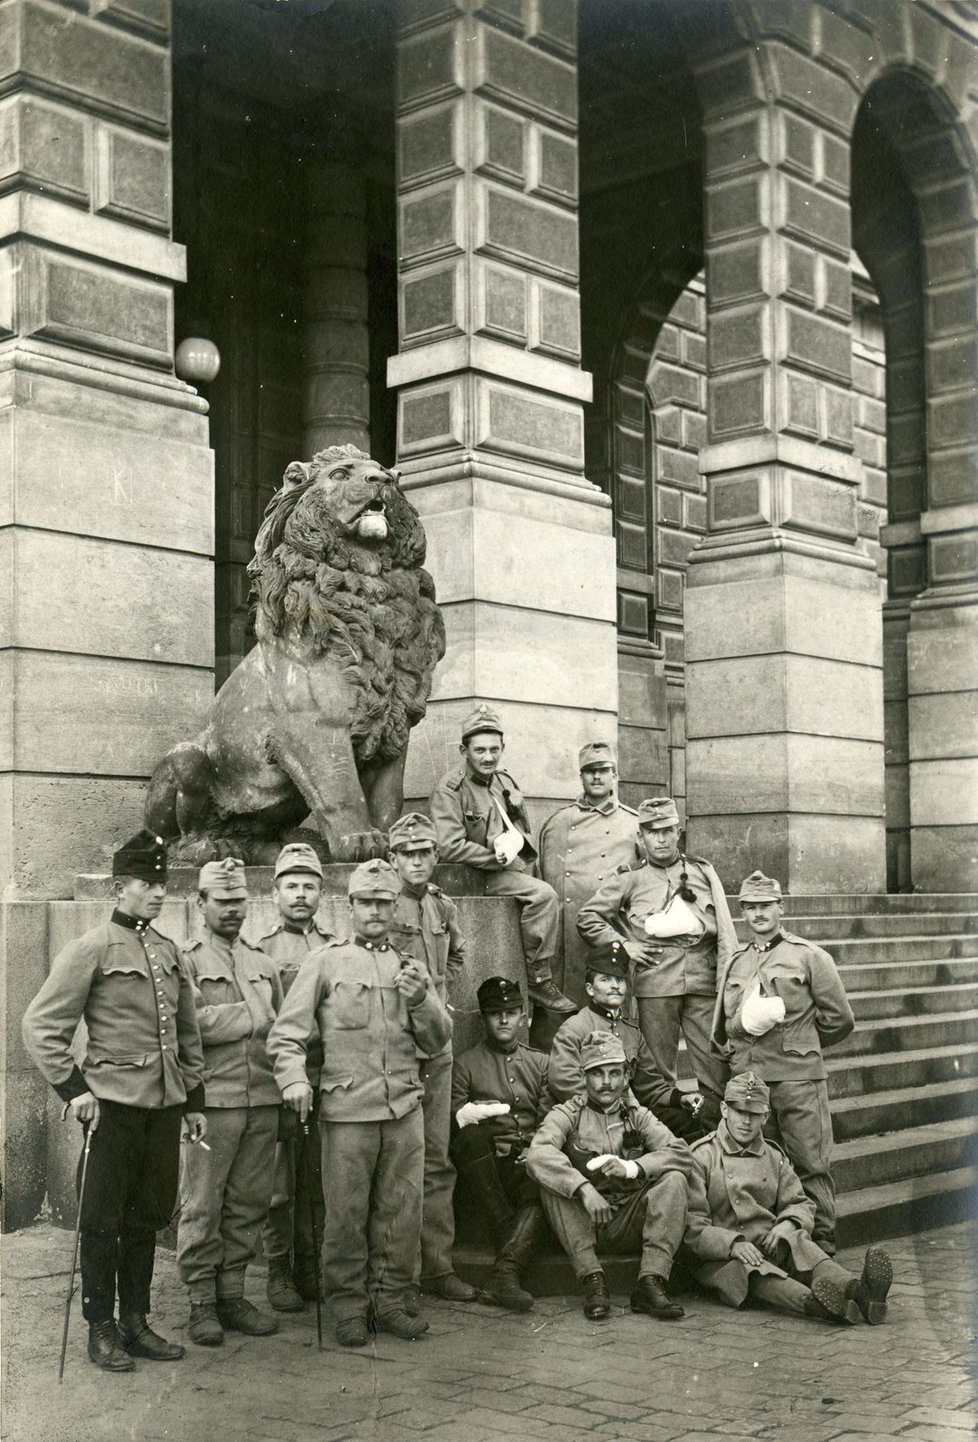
left=2, top=1221, right=975, bottom=1442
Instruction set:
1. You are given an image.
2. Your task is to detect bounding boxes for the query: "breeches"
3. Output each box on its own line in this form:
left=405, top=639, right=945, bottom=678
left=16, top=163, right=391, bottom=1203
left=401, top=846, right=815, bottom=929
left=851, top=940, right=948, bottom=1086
left=637, top=994, right=728, bottom=1110
left=418, top=1047, right=457, bottom=1281
left=765, top=1079, right=836, bottom=1242
left=541, top=1170, right=689, bottom=1281
left=484, top=868, right=559, bottom=975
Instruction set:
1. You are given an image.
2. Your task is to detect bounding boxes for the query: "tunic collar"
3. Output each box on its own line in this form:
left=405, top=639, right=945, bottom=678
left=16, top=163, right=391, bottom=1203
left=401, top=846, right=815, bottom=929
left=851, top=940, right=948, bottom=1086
left=355, top=934, right=390, bottom=952
left=751, top=931, right=785, bottom=953
left=484, top=1035, right=519, bottom=1057
left=576, top=794, right=617, bottom=816
left=111, top=908, right=151, bottom=934
left=717, top=1120, right=766, bottom=1156
left=400, top=881, right=427, bottom=901
left=587, top=1000, right=622, bottom=1023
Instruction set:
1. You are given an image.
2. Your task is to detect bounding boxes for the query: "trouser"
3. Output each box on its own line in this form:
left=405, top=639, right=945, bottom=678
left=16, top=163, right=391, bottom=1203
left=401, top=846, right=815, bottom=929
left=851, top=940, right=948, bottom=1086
left=450, top=1123, right=539, bottom=1234
left=637, top=994, right=728, bottom=1116
left=417, top=1048, right=458, bottom=1282
left=749, top=1238, right=854, bottom=1316
left=262, top=1095, right=324, bottom=1272
left=541, top=1170, right=689, bottom=1281
left=177, top=1105, right=278, bottom=1302
left=765, top=1078, right=837, bottom=1243
left=77, top=1100, right=183, bottom=1323
left=320, top=1109, right=424, bottom=1323
left=483, top=867, right=560, bottom=979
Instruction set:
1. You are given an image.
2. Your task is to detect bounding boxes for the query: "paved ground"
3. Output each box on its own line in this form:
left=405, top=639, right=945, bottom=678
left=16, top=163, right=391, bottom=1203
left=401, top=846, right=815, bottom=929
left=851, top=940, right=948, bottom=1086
left=1, top=1220, right=975, bottom=1442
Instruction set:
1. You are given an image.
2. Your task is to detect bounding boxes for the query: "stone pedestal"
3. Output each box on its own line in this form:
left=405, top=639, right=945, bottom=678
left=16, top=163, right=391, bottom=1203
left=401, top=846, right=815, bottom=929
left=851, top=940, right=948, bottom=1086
left=389, top=0, right=617, bottom=818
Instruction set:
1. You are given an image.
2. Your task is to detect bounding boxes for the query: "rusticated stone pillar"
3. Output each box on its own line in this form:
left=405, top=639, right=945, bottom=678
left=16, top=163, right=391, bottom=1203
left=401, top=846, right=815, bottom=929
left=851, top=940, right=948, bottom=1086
left=0, top=0, right=214, bottom=1225
left=389, top=0, right=616, bottom=823
left=683, top=37, right=885, bottom=892
left=303, top=161, right=370, bottom=455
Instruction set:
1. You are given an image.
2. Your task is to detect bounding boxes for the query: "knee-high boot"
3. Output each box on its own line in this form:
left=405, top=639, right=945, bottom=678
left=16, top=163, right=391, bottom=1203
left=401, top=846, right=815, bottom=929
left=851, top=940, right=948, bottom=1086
left=483, top=1206, right=545, bottom=1312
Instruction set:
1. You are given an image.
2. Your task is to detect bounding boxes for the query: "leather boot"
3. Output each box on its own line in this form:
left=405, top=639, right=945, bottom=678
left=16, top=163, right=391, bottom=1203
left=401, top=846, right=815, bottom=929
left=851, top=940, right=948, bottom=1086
left=118, top=1313, right=184, bottom=1360
left=850, top=1246, right=893, bottom=1325
left=266, top=1256, right=305, bottom=1313
left=87, top=1320, right=135, bottom=1372
left=482, top=1205, right=544, bottom=1312
left=582, top=1270, right=610, bottom=1320
left=525, top=978, right=576, bottom=1014
left=216, top=1297, right=278, bottom=1336
left=188, top=1302, right=224, bottom=1347
left=630, top=1274, right=684, bottom=1320
left=804, top=1278, right=859, bottom=1325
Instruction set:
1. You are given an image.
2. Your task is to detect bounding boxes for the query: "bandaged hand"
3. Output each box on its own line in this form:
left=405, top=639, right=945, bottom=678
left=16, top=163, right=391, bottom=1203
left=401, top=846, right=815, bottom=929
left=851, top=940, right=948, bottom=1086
left=456, top=1101, right=511, bottom=1129
left=586, top=1154, right=641, bottom=1181
left=739, top=983, right=786, bottom=1036
left=493, top=831, right=524, bottom=866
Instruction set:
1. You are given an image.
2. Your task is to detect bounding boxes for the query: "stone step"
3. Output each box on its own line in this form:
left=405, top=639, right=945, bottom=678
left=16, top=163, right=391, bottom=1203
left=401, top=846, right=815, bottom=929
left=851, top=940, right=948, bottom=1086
left=847, top=981, right=978, bottom=1021
left=831, top=1077, right=978, bottom=1141
left=772, top=912, right=978, bottom=941
left=833, top=1115, right=978, bottom=1193
left=830, top=1008, right=978, bottom=1057
left=835, top=1164, right=978, bottom=1246
left=826, top=1040, right=978, bottom=1098
left=825, top=933, right=978, bottom=964
left=839, top=955, right=978, bottom=991
left=776, top=894, right=978, bottom=917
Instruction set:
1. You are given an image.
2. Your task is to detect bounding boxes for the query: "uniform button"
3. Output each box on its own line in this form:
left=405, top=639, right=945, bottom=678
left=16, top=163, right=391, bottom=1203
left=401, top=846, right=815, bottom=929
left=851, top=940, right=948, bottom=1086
left=162, top=1045, right=168, bottom=1051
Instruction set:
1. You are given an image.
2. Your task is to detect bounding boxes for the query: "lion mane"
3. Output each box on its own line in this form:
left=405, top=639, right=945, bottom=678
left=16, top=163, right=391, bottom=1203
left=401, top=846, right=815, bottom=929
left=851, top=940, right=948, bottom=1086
left=248, top=445, right=446, bottom=765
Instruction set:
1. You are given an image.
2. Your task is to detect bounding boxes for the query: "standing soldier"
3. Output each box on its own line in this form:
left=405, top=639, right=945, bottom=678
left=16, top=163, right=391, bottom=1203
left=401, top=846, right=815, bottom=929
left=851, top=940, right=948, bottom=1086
left=712, top=871, right=855, bottom=1254
left=258, top=842, right=334, bottom=1312
left=21, top=830, right=206, bottom=1372
left=267, top=859, right=452, bottom=1348
left=577, top=797, right=736, bottom=1128
left=387, top=813, right=478, bottom=1306
left=429, top=703, right=574, bottom=1015
left=177, top=859, right=283, bottom=1346
left=539, top=741, right=638, bottom=1007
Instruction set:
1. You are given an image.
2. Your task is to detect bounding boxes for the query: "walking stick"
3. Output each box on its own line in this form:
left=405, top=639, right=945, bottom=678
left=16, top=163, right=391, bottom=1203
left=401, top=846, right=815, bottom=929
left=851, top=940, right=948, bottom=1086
left=301, top=1120, right=323, bottom=1351
left=59, top=1121, right=93, bottom=1383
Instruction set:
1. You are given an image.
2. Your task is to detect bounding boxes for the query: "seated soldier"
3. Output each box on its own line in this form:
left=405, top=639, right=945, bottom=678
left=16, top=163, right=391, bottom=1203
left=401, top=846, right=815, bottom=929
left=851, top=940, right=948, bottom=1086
left=684, top=1072, right=893, bottom=1325
left=527, top=1032, right=693, bottom=1323
left=548, top=940, right=708, bottom=1142
left=450, top=977, right=550, bottom=1312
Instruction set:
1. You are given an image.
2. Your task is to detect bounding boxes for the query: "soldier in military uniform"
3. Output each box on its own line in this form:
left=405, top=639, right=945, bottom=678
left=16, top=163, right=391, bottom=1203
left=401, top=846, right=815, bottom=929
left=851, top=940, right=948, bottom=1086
left=258, top=842, right=334, bottom=1312
left=527, top=1032, right=693, bottom=1322
left=268, top=859, right=452, bottom=1347
left=429, top=703, right=574, bottom=1015
left=684, top=1073, right=892, bottom=1324
left=577, top=796, right=737, bottom=1127
left=538, top=741, right=639, bottom=1007
left=712, top=871, right=855, bottom=1253
left=450, top=977, right=550, bottom=1311
left=177, top=859, right=284, bottom=1346
left=21, top=830, right=206, bottom=1372
left=387, top=812, right=478, bottom=1307
left=547, top=941, right=707, bottom=1142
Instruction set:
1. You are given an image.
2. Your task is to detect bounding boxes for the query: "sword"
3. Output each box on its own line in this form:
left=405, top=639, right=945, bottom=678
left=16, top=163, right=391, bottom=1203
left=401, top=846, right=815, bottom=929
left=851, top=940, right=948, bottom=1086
left=59, top=1121, right=94, bottom=1383
left=301, top=1120, right=323, bottom=1350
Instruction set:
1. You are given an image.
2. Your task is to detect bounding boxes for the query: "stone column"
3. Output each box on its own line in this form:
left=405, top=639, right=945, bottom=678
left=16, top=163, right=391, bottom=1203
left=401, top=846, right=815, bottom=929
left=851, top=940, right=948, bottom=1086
left=389, top=0, right=617, bottom=823
left=683, top=41, right=885, bottom=892
left=0, top=0, right=214, bottom=1225
left=303, top=161, right=370, bottom=455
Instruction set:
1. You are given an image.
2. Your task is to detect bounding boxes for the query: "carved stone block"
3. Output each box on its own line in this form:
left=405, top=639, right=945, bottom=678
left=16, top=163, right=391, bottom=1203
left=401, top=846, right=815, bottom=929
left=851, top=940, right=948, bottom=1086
left=95, top=123, right=169, bottom=230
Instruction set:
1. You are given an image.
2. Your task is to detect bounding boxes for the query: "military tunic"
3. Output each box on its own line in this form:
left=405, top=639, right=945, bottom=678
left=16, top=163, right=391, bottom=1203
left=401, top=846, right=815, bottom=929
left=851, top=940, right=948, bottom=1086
left=450, top=1038, right=550, bottom=1223
left=712, top=929, right=854, bottom=1244
left=21, top=910, right=205, bottom=1324
left=177, top=931, right=284, bottom=1303
left=538, top=795, right=639, bottom=1004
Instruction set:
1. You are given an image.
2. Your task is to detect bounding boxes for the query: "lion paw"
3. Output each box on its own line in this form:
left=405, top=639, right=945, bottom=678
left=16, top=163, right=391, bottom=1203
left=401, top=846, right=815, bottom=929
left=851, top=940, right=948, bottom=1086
left=333, top=830, right=390, bottom=862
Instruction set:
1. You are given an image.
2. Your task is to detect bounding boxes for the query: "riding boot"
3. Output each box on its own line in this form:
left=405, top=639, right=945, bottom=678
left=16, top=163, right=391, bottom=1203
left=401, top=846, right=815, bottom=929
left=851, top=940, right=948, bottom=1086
left=482, top=1205, right=544, bottom=1312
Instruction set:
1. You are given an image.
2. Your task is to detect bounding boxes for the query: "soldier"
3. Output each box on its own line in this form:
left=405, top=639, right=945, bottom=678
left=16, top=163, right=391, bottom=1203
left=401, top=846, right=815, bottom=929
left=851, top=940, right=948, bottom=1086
left=450, top=976, right=551, bottom=1311
left=429, top=703, right=574, bottom=1014
left=684, top=1073, right=892, bottom=1324
left=387, top=812, right=478, bottom=1307
left=527, top=1031, right=693, bottom=1322
left=577, top=796, right=736, bottom=1128
left=177, top=858, right=283, bottom=1346
left=258, top=842, right=334, bottom=1312
left=712, top=871, right=855, bottom=1254
left=547, top=941, right=707, bottom=1142
left=21, top=830, right=206, bottom=1372
left=267, top=859, right=452, bottom=1347
left=538, top=741, right=639, bottom=1007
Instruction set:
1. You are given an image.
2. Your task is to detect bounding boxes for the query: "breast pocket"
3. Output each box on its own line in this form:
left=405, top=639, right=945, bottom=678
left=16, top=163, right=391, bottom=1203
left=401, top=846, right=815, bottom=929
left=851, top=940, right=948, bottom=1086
left=327, top=980, right=370, bottom=1030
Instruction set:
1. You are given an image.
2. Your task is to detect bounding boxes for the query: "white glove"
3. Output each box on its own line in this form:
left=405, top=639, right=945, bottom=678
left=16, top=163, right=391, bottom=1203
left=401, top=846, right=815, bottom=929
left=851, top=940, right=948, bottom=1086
left=456, top=1101, right=511, bottom=1129
left=494, top=831, right=524, bottom=865
left=739, top=983, right=786, bottom=1036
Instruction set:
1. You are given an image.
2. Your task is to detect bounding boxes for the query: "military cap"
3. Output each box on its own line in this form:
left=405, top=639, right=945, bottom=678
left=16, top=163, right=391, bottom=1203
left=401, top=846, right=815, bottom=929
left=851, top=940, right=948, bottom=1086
left=199, top=857, right=248, bottom=896
left=461, top=702, right=504, bottom=743
left=274, top=842, right=323, bottom=879
left=584, top=939, right=629, bottom=982
left=637, top=796, right=681, bottom=830
left=388, top=812, right=438, bottom=850
left=578, top=741, right=617, bottom=770
left=348, top=858, right=401, bottom=899
left=581, top=1030, right=628, bottom=1072
left=724, top=1071, right=770, bottom=1114
left=477, top=976, right=523, bottom=1013
left=738, top=870, right=783, bottom=903
left=112, top=829, right=167, bottom=882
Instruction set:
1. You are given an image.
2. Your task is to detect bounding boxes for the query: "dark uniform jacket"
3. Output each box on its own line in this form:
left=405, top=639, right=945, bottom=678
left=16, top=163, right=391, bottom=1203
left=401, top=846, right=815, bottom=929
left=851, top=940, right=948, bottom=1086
left=548, top=1004, right=673, bottom=1112
left=527, top=1093, right=692, bottom=1208
left=430, top=765, right=537, bottom=871
left=182, top=931, right=284, bottom=1108
left=21, top=912, right=205, bottom=1111
left=451, top=1039, right=549, bottom=1151
left=711, top=930, right=854, bottom=1081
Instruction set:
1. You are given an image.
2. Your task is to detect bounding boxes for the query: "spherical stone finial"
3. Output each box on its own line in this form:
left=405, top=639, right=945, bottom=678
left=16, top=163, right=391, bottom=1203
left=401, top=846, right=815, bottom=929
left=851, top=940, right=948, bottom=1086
left=175, top=336, right=221, bottom=384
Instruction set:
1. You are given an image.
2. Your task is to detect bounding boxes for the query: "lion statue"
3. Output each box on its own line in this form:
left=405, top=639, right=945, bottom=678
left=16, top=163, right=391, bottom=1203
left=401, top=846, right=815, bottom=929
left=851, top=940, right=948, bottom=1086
left=145, top=445, right=446, bottom=863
